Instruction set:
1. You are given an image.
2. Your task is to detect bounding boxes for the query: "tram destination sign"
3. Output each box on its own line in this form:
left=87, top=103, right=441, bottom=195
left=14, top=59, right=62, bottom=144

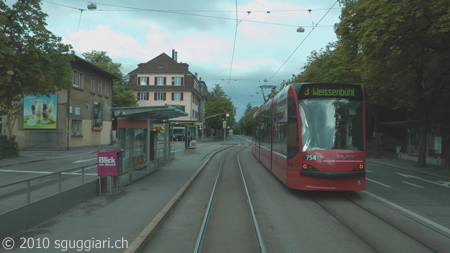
left=299, top=83, right=363, bottom=100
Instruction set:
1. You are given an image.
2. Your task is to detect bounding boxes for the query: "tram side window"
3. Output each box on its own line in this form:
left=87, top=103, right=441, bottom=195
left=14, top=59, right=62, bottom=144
left=261, top=110, right=271, bottom=150
left=252, top=115, right=259, bottom=144
left=287, top=97, right=299, bottom=158
left=273, top=99, right=288, bottom=156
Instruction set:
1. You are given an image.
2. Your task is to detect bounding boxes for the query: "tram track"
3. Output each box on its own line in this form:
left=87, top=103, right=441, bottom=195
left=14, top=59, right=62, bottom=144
left=308, top=191, right=450, bottom=252
left=193, top=145, right=266, bottom=253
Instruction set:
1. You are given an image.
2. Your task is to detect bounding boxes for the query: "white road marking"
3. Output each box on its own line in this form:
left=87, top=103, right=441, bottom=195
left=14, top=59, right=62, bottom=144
left=73, top=158, right=97, bottom=163
left=366, top=178, right=391, bottom=187
left=396, top=172, right=450, bottom=188
left=402, top=181, right=424, bottom=189
left=363, top=191, right=450, bottom=236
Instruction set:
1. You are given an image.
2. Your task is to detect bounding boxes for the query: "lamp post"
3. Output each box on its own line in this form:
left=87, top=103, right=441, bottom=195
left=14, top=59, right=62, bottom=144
left=201, top=110, right=233, bottom=141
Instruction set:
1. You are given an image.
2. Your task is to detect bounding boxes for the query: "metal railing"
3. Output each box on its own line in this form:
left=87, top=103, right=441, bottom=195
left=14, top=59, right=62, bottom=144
left=0, top=163, right=97, bottom=214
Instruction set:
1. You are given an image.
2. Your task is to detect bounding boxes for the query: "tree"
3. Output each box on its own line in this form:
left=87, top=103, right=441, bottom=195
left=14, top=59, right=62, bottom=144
left=297, top=42, right=362, bottom=84
left=82, top=50, right=137, bottom=107
left=0, top=0, right=73, bottom=137
left=82, top=51, right=122, bottom=78
left=336, top=0, right=450, bottom=167
left=204, top=84, right=235, bottom=136
left=239, top=103, right=258, bottom=136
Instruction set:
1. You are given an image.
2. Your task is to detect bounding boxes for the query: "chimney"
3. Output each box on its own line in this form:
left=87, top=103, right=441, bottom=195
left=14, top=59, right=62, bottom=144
left=172, top=49, right=178, bottom=62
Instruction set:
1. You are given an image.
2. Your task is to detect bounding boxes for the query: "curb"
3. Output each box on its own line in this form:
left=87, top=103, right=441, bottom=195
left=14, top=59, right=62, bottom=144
left=124, top=145, right=233, bottom=253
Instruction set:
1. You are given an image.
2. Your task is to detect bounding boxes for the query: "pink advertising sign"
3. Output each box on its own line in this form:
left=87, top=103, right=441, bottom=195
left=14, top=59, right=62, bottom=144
left=98, top=150, right=119, bottom=176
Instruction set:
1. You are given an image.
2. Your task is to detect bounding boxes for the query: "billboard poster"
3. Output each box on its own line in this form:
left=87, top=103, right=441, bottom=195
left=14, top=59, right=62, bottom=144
left=92, top=102, right=103, bottom=131
left=23, top=95, right=57, bottom=129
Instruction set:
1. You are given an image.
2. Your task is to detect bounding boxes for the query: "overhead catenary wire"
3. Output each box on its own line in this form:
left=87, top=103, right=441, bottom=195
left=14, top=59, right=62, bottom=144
left=266, top=0, right=340, bottom=83
left=42, top=0, right=335, bottom=29
left=225, top=0, right=251, bottom=108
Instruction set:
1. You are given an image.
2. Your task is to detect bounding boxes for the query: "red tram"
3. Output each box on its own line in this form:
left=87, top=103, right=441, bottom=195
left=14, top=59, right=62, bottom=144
left=252, top=83, right=366, bottom=191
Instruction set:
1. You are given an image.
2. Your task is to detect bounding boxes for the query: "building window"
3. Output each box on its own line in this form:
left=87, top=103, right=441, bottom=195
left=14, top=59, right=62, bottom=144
left=78, top=73, right=83, bottom=88
left=72, top=72, right=76, bottom=85
left=139, top=77, right=147, bottom=86
left=71, top=120, right=83, bottom=137
left=157, top=92, right=165, bottom=101
left=90, top=78, right=95, bottom=93
left=140, top=92, right=147, bottom=101
left=173, top=92, right=181, bottom=101
left=174, top=77, right=182, bottom=86
left=73, top=71, right=83, bottom=89
left=98, top=80, right=102, bottom=95
left=157, top=77, right=164, bottom=86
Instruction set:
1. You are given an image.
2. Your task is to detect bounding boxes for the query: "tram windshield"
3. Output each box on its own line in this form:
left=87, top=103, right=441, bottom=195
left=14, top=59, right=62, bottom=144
left=300, top=98, right=364, bottom=152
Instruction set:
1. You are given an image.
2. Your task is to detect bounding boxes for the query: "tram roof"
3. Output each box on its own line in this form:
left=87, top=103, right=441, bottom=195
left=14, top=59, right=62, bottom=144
left=111, top=105, right=188, bottom=121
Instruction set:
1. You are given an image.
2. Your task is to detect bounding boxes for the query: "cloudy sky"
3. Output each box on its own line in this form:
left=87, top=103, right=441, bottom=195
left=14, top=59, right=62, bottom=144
left=15, top=0, right=343, bottom=120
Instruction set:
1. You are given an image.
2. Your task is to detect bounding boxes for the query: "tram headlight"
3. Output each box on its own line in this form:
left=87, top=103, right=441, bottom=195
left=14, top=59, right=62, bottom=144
left=302, top=164, right=318, bottom=171
left=353, top=164, right=365, bottom=171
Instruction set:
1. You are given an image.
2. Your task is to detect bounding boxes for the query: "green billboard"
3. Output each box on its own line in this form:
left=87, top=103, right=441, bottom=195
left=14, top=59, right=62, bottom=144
left=23, top=95, right=57, bottom=129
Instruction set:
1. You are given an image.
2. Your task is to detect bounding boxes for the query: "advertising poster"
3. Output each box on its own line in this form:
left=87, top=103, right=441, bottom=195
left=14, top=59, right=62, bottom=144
left=153, top=123, right=165, bottom=133
left=186, top=125, right=197, bottom=148
left=23, top=95, right=57, bottom=129
left=92, top=102, right=103, bottom=131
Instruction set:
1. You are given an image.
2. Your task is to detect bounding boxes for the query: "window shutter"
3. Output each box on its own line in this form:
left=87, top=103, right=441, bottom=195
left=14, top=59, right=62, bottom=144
left=137, top=77, right=141, bottom=85
left=154, top=77, right=157, bottom=85
left=181, top=92, right=184, bottom=101
left=154, top=92, right=157, bottom=101
left=164, top=77, right=167, bottom=85
left=172, top=92, right=174, bottom=101
left=181, top=77, right=184, bottom=86
left=163, top=92, right=166, bottom=101
left=172, top=77, right=175, bottom=86
left=137, top=92, right=140, bottom=100
left=146, top=77, right=150, bottom=85
left=146, top=92, right=149, bottom=100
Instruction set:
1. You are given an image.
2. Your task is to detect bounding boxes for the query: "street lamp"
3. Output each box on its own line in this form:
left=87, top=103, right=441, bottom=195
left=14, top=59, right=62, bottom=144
left=87, top=3, right=97, bottom=10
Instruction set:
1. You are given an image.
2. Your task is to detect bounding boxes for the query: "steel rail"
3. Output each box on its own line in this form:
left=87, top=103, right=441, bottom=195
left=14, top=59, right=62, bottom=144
left=192, top=147, right=232, bottom=253
left=237, top=149, right=267, bottom=253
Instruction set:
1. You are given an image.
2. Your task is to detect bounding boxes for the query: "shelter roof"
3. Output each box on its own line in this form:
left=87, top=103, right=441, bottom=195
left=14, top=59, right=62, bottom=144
left=111, top=105, right=187, bottom=121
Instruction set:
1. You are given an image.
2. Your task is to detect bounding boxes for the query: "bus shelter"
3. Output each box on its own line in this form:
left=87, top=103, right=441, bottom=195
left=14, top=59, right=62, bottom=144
left=111, top=106, right=187, bottom=184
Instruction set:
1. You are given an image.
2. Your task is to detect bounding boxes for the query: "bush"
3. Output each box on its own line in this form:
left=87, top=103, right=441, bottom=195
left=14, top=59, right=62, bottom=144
left=0, top=135, right=19, bottom=159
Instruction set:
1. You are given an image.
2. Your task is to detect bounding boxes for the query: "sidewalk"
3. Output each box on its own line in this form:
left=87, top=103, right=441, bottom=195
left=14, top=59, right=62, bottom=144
left=3, top=142, right=231, bottom=252
left=366, top=148, right=450, bottom=180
